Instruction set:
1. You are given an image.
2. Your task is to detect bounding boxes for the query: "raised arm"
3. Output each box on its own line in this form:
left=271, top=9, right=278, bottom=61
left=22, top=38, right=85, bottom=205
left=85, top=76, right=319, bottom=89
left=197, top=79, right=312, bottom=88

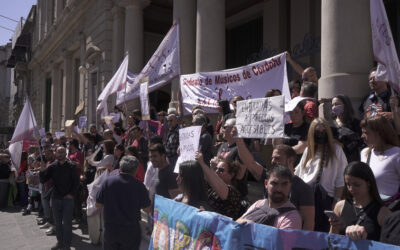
left=286, top=51, right=304, bottom=76
left=195, top=151, right=230, bottom=200
left=235, top=137, right=263, bottom=181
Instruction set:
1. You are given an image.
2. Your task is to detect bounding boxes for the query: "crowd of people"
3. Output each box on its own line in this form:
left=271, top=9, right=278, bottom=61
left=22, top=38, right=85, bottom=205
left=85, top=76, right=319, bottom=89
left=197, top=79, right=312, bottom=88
left=1, top=63, right=400, bottom=249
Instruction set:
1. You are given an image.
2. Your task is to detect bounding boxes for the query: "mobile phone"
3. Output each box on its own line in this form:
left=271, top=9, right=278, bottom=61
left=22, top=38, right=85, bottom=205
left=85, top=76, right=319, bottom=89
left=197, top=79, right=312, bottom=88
left=324, top=210, right=339, bottom=221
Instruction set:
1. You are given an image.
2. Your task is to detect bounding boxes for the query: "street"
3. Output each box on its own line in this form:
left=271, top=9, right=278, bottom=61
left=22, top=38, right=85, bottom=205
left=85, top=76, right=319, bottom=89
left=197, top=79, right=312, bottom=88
left=0, top=207, right=150, bottom=250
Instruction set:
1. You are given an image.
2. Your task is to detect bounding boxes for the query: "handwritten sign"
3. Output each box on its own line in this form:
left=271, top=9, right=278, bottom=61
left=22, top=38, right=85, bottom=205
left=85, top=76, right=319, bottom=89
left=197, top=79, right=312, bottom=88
left=174, top=126, right=202, bottom=173
left=140, top=81, right=150, bottom=120
left=236, top=96, right=284, bottom=139
left=108, top=113, right=121, bottom=123
left=27, top=171, right=40, bottom=191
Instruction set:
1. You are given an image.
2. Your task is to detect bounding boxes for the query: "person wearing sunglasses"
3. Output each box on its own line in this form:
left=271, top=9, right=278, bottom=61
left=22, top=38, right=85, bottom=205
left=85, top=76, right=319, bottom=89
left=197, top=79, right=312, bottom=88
left=195, top=151, right=242, bottom=220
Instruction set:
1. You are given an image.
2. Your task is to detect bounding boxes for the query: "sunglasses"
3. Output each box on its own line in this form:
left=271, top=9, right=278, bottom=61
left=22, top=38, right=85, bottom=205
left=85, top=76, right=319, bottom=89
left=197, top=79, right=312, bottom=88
left=216, top=167, right=225, bottom=173
left=301, top=77, right=308, bottom=82
left=167, top=119, right=173, bottom=122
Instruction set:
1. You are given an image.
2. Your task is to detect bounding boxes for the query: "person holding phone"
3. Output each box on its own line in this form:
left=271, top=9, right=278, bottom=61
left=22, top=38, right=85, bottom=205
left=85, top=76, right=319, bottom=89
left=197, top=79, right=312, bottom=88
left=329, top=162, right=391, bottom=241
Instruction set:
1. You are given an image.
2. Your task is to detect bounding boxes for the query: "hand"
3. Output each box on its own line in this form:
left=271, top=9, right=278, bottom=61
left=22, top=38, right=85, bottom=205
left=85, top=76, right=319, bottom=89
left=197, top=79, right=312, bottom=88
left=285, top=51, right=292, bottom=61
left=345, top=225, right=367, bottom=241
left=231, top=126, right=238, bottom=138
left=64, top=194, right=74, bottom=199
left=378, top=112, right=393, bottom=120
left=329, top=217, right=343, bottom=232
left=389, top=96, right=399, bottom=110
left=210, top=157, right=220, bottom=170
left=195, top=151, right=204, bottom=165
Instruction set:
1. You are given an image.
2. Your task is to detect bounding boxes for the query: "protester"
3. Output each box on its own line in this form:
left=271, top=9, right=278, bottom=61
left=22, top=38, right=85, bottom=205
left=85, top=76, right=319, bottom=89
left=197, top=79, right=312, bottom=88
left=192, top=114, right=214, bottom=166
left=164, top=114, right=180, bottom=167
left=300, top=82, right=318, bottom=123
left=269, top=145, right=315, bottom=231
left=295, top=118, right=347, bottom=232
left=149, top=143, right=179, bottom=199
left=329, top=162, right=392, bottom=241
left=283, top=101, right=309, bottom=156
left=215, top=100, right=233, bottom=143
left=96, top=155, right=151, bottom=250
left=196, top=151, right=242, bottom=220
left=87, top=139, right=115, bottom=172
left=126, top=146, right=145, bottom=182
left=360, top=68, right=393, bottom=118
left=331, top=94, right=363, bottom=162
left=131, top=126, right=149, bottom=168
left=237, top=165, right=302, bottom=229
left=175, top=160, right=209, bottom=209
left=16, top=151, right=29, bottom=207
left=265, top=89, right=282, bottom=97
left=39, top=146, right=79, bottom=250
left=23, top=156, right=42, bottom=216
left=0, top=153, right=11, bottom=210
left=360, top=115, right=400, bottom=210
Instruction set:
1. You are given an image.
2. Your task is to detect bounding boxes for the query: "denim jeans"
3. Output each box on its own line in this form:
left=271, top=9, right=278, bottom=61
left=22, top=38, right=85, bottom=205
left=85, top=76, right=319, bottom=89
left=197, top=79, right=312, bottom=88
left=41, top=194, right=51, bottom=220
left=52, top=198, right=74, bottom=247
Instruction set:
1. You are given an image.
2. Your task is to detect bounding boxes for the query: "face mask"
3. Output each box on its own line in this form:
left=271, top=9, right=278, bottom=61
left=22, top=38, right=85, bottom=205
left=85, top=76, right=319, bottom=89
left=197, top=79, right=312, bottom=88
left=314, top=130, right=328, bottom=144
left=332, top=105, right=344, bottom=116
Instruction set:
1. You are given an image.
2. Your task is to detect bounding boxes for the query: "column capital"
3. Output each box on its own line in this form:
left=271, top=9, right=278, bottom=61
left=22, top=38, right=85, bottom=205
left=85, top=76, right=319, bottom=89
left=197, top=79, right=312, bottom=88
left=120, top=0, right=150, bottom=9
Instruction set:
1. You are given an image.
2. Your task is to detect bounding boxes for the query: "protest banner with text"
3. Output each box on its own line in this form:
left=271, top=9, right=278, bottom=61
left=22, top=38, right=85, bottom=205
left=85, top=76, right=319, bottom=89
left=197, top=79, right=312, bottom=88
left=150, top=195, right=398, bottom=250
left=180, top=53, right=290, bottom=114
left=174, top=126, right=202, bottom=173
left=236, top=96, right=284, bottom=139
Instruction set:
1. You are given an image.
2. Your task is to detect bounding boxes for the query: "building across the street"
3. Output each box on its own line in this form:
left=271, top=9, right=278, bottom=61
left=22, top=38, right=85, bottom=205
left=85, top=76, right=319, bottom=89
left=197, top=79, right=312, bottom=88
left=6, top=0, right=400, bottom=133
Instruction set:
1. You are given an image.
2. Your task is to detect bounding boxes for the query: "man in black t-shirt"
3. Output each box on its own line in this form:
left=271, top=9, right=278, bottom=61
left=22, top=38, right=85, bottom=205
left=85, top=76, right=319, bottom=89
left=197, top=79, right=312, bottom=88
left=149, top=143, right=179, bottom=199
left=269, top=144, right=315, bottom=231
left=96, top=155, right=151, bottom=250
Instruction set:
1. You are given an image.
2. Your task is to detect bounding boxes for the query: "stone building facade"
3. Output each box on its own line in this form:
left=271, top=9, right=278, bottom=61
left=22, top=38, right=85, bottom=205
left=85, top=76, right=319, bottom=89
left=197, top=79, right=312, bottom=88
left=7, top=0, right=400, bottom=133
left=0, top=43, right=13, bottom=147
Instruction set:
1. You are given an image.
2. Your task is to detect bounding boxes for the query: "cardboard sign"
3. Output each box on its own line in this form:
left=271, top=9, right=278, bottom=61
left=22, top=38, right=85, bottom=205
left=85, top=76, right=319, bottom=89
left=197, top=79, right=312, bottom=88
left=236, top=96, right=284, bottom=139
left=55, top=132, right=65, bottom=139
left=174, top=126, right=202, bottom=173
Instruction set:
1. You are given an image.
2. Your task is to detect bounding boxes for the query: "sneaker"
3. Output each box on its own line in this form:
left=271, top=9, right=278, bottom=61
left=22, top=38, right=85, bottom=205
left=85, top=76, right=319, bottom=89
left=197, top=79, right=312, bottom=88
left=39, top=222, right=51, bottom=229
left=50, top=242, right=63, bottom=250
left=46, top=227, right=56, bottom=236
left=22, top=209, right=31, bottom=216
left=37, top=219, right=46, bottom=225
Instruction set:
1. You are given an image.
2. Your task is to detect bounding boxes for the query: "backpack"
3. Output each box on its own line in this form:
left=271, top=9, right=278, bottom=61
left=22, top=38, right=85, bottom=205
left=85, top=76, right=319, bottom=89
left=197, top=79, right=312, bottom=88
left=242, top=201, right=296, bottom=226
left=380, top=210, right=400, bottom=246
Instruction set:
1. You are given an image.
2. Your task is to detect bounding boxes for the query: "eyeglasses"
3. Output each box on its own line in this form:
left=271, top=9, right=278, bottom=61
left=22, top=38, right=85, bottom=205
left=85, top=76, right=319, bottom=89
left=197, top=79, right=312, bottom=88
left=167, top=119, right=173, bottom=122
left=216, top=168, right=225, bottom=173
left=301, top=77, right=308, bottom=82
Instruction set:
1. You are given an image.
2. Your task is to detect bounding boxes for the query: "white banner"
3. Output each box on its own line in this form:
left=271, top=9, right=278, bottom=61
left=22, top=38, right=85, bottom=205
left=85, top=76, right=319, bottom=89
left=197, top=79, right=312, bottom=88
left=97, top=54, right=129, bottom=114
left=370, top=0, right=400, bottom=94
left=140, top=82, right=150, bottom=120
left=180, top=53, right=290, bottom=114
left=174, top=126, right=202, bottom=173
left=236, top=96, right=284, bottom=139
left=9, top=98, right=38, bottom=169
left=117, top=21, right=180, bottom=105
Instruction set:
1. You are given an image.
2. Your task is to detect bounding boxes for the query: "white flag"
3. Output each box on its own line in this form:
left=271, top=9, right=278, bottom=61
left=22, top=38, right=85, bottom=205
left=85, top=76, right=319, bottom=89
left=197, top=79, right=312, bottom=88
left=97, top=54, right=129, bottom=114
left=117, top=21, right=180, bottom=105
left=9, top=98, right=38, bottom=169
left=370, top=0, right=400, bottom=94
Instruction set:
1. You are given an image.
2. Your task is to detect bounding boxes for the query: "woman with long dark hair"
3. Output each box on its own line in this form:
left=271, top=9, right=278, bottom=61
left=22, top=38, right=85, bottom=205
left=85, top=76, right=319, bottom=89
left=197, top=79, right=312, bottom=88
left=295, top=118, right=348, bottom=232
left=175, top=161, right=208, bottom=209
left=360, top=115, right=400, bottom=208
left=330, top=162, right=391, bottom=241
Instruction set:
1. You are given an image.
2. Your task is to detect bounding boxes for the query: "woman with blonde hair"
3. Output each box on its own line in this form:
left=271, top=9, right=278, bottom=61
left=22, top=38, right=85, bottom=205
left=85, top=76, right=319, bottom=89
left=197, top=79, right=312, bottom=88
left=295, top=117, right=347, bottom=232
left=360, top=115, right=400, bottom=210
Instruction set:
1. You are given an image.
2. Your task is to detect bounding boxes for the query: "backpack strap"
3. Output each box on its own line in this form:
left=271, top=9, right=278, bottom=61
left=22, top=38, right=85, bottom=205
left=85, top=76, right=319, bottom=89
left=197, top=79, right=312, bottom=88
left=276, top=206, right=297, bottom=215
left=367, top=150, right=371, bottom=166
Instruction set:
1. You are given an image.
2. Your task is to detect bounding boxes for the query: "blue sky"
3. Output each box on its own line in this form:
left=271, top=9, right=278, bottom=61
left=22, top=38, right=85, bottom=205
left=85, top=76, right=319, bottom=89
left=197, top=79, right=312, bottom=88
left=0, top=0, right=36, bottom=46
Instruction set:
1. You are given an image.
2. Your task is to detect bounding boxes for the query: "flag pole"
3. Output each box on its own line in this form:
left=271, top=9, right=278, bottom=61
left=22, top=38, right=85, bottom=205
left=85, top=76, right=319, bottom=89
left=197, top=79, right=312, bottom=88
left=123, top=51, right=129, bottom=117
left=25, top=95, right=44, bottom=162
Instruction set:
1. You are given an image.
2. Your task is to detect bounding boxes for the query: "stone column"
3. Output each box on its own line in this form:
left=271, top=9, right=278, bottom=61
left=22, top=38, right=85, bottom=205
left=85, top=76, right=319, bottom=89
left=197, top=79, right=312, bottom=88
left=319, top=0, right=373, bottom=117
left=196, top=0, right=225, bottom=72
left=171, top=0, right=196, bottom=112
left=122, top=0, right=149, bottom=73
left=62, top=53, right=74, bottom=126
left=50, top=65, right=61, bottom=132
left=111, top=5, right=126, bottom=71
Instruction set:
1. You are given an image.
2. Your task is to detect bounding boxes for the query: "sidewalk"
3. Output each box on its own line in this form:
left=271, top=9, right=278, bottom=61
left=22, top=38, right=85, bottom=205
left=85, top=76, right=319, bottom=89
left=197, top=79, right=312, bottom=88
left=0, top=207, right=150, bottom=250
